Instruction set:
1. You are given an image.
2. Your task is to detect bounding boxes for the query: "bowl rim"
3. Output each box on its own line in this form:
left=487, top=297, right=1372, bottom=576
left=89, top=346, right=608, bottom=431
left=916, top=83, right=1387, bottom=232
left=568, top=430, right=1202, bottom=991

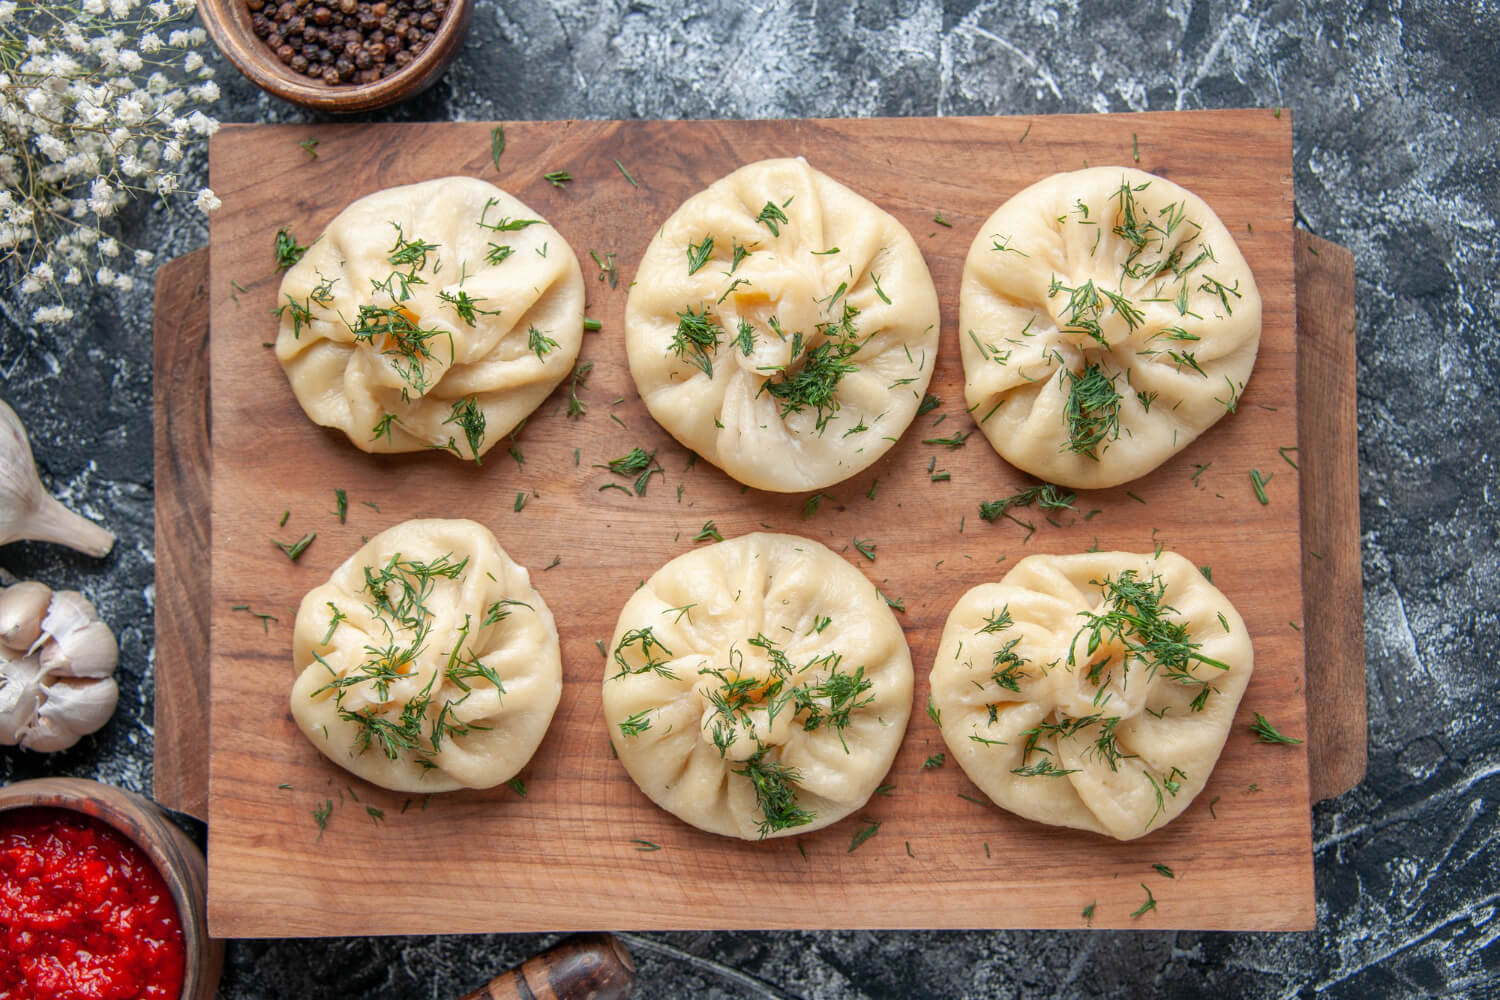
left=0, top=776, right=224, bottom=1000
left=198, top=0, right=472, bottom=114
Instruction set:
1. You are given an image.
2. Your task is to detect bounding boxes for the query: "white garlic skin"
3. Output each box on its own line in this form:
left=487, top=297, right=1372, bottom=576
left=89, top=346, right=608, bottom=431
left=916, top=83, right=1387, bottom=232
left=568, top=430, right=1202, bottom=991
left=0, top=399, right=115, bottom=557
left=0, top=579, right=120, bottom=752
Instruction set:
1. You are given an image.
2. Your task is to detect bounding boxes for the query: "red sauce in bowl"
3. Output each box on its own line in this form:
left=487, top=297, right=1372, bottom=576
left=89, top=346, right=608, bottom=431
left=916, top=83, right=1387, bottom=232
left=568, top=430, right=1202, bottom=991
left=0, top=807, right=185, bottom=1000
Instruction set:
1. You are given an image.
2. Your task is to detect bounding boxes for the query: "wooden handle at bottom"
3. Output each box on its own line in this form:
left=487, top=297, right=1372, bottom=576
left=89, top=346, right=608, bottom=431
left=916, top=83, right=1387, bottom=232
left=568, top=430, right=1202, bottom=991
left=459, top=933, right=636, bottom=1000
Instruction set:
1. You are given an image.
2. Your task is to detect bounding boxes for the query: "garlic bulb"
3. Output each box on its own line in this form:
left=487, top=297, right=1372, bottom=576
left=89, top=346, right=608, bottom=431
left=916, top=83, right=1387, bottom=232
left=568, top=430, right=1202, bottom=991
left=0, top=399, right=114, bottom=556
left=0, top=579, right=119, bottom=752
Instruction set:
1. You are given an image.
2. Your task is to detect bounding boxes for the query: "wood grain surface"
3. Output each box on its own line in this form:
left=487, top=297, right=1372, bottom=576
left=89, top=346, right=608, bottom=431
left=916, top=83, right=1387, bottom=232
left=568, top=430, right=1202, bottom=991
left=1294, top=231, right=1366, bottom=800
left=202, top=113, right=1317, bottom=935
left=151, top=247, right=212, bottom=820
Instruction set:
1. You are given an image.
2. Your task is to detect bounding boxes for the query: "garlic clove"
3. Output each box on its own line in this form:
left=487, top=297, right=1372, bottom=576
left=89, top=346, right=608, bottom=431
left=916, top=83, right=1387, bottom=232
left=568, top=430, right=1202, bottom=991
left=38, top=589, right=97, bottom=649
left=32, top=675, right=118, bottom=748
left=0, top=580, right=51, bottom=651
left=0, top=656, right=43, bottom=746
left=38, top=620, right=119, bottom=679
left=0, top=399, right=115, bottom=558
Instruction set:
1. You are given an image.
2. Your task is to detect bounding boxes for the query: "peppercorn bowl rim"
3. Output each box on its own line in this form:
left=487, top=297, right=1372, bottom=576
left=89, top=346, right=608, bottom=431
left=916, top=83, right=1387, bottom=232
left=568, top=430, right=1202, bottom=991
left=198, top=0, right=473, bottom=114
left=0, top=777, right=224, bottom=1000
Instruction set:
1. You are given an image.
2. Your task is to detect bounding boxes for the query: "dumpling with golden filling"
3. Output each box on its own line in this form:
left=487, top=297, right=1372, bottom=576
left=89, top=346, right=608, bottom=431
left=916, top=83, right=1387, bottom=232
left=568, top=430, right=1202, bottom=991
left=929, top=550, right=1253, bottom=840
left=625, top=158, right=941, bottom=493
left=959, top=167, right=1261, bottom=489
left=603, top=532, right=913, bottom=840
left=275, top=177, right=584, bottom=460
left=290, top=519, right=561, bottom=793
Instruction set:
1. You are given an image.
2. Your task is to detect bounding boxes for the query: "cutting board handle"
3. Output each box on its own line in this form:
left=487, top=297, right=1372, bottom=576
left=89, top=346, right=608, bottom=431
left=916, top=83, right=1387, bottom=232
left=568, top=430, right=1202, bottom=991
left=457, top=933, right=635, bottom=1000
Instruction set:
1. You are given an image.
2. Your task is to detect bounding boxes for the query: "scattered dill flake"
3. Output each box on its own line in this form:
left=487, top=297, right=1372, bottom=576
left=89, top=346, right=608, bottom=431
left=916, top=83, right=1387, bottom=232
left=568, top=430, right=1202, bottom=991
left=1018, top=121, right=1033, bottom=143
left=801, top=492, right=829, bottom=518
left=333, top=489, right=347, bottom=523
left=933, top=211, right=953, bottom=228
left=614, top=158, right=639, bottom=187
left=298, top=137, right=319, bottom=158
left=232, top=605, right=278, bottom=632
left=1289, top=620, right=1301, bottom=632
left=514, top=491, right=527, bottom=512
left=590, top=249, right=619, bottom=288
left=508, top=445, right=524, bottom=468
left=274, top=532, right=316, bottom=561
left=1082, top=901, right=1096, bottom=925
left=874, top=784, right=895, bottom=797
left=631, top=839, right=662, bottom=852
left=1126, top=491, right=1146, bottom=504
left=1132, top=133, right=1140, bottom=163
left=755, top=200, right=789, bottom=236
left=927, top=694, right=942, bottom=728
left=490, top=125, right=505, bottom=167
left=866, top=479, right=879, bottom=501
left=1250, top=713, right=1303, bottom=745
left=278, top=509, right=289, bottom=527
left=880, top=590, right=905, bottom=612
left=1191, top=462, right=1212, bottom=486
left=1279, top=446, right=1299, bottom=469
left=922, top=753, right=946, bottom=769
left=277, top=783, right=292, bottom=790
left=583, top=317, right=602, bottom=332
left=543, top=169, right=572, bottom=188
left=544, top=555, right=561, bottom=570
left=1130, top=883, right=1157, bottom=919
left=1208, top=795, right=1220, bottom=819
left=906, top=841, right=915, bottom=858
left=978, top=483, right=1076, bottom=525
left=957, top=792, right=987, bottom=806
left=922, top=430, right=970, bottom=449
left=274, top=228, right=307, bottom=270
left=686, top=235, right=714, bottom=275
left=797, top=841, right=808, bottom=861
left=312, top=799, right=332, bottom=839
left=602, top=446, right=663, bottom=496
left=366, top=806, right=384, bottom=824
left=917, top=393, right=940, bottom=417
left=1248, top=783, right=1261, bottom=793
left=693, top=520, right=723, bottom=543
left=848, top=819, right=881, bottom=853
left=1249, top=468, right=1272, bottom=505
left=1153, top=863, right=1175, bottom=879
left=852, top=537, right=877, bottom=561
left=507, top=777, right=528, bottom=797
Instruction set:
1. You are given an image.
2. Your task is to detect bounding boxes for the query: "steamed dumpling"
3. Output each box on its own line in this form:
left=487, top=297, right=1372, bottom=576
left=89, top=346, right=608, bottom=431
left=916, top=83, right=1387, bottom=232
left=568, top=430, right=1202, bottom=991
left=959, top=167, right=1261, bottom=488
left=625, top=158, right=941, bottom=493
left=290, top=519, right=561, bottom=792
left=275, top=177, right=584, bottom=460
left=603, top=532, right=913, bottom=840
left=929, top=551, right=1253, bottom=840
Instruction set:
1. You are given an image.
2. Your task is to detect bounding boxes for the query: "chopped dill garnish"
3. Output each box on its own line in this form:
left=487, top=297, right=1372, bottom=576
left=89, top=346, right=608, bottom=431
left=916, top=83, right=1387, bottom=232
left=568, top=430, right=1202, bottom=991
left=670, top=305, right=723, bottom=375
left=693, top=520, right=723, bottom=543
left=274, top=228, right=307, bottom=270
left=1130, top=883, right=1157, bottom=919
left=922, top=753, right=946, bottom=769
left=922, top=431, right=971, bottom=449
left=441, top=396, right=486, bottom=465
left=686, top=235, right=714, bottom=275
left=1061, top=363, right=1122, bottom=458
left=1250, top=468, right=1272, bottom=504
left=755, top=200, right=789, bottom=236
left=527, top=325, right=559, bottom=360
left=852, top=537, right=877, bottom=561
left=543, top=170, right=572, bottom=188
left=737, top=752, right=815, bottom=838
left=274, top=532, right=316, bottom=561
left=1250, top=712, right=1303, bottom=744
left=618, top=709, right=653, bottom=738
left=312, top=799, right=332, bottom=839
left=489, top=125, right=504, bottom=166
left=848, top=819, right=881, bottom=853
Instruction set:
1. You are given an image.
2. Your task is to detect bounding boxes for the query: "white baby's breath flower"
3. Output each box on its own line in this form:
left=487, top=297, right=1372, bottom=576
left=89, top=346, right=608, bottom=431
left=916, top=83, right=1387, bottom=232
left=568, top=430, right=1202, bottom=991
left=95, top=266, right=115, bottom=286
left=183, top=51, right=201, bottom=73
left=150, top=1, right=171, bottom=17
left=88, top=178, right=114, bottom=216
left=64, top=268, right=83, bottom=285
left=0, top=3, right=16, bottom=26
left=161, top=140, right=182, bottom=163
left=33, top=304, right=75, bottom=325
left=99, top=237, right=119, bottom=258
left=83, top=0, right=106, bottom=13
left=167, top=29, right=188, bottom=47
left=110, top=0, right=135, bottom=18
left=187, top=28, right=205, bottom=45
left=134, top=249, right=153, bottom=267
left=194, top=81, right=218, bottom=102
left=140, top=32, right=162, bottom=54
left=154, top=173, right=178, bottom=194
left=119, top=49, right=141, bottom=72
left=193, top=187, right=219, bottom=212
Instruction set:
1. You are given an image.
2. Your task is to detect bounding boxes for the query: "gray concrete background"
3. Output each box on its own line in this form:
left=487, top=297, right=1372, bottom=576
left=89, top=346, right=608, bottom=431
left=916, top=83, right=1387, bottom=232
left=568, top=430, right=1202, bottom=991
left=2, top=0, right=1497, bottom=996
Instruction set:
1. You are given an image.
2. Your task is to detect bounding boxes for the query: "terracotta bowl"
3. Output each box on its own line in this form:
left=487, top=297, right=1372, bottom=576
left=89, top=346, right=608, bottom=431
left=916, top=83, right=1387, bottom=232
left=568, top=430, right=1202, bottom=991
left=0, top=777, right=223, bottom=1000
left=199, top=0, right=473, bottom=113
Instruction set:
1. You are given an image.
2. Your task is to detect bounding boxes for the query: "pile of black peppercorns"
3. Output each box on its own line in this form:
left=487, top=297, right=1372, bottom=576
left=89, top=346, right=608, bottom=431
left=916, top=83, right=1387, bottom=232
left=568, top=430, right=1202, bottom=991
left=247, top=0, right=450, bottom=86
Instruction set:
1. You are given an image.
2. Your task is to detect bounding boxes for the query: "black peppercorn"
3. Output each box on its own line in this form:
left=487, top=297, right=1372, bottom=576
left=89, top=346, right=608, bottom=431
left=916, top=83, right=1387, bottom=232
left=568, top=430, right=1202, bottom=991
left=250, top=0, right=446, bottom=84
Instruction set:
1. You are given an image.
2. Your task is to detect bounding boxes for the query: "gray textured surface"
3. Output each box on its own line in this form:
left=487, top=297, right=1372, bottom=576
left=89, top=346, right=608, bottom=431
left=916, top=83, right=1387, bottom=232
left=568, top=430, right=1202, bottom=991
left=2, top=0, right=1498, bottom=997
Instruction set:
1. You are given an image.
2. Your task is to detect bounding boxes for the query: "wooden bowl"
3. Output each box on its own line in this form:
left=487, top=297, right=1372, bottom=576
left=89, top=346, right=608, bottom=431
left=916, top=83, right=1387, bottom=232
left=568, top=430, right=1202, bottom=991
left=199, top=0, right=473, bottom=113
left=0, top=777, right=223, bottom=1000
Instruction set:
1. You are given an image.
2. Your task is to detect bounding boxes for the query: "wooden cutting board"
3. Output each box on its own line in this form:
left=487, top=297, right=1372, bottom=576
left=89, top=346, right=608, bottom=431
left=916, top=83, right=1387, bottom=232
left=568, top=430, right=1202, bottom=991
left=174, top=112, right=1350, bottom=936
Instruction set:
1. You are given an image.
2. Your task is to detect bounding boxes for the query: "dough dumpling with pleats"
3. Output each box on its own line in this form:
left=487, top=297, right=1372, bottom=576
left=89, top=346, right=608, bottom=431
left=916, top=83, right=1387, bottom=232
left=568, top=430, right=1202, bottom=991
left=625, top=158, right=940, bottom=493
left=960, top=167, right=1261, bottom=489
left=603, top=532, right=913, bottom=840
left=929, top=550, right=1254, bottom=840
left=275, top=177, right=584, bottom=460
left=290, top=519, right=561, bottom=793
